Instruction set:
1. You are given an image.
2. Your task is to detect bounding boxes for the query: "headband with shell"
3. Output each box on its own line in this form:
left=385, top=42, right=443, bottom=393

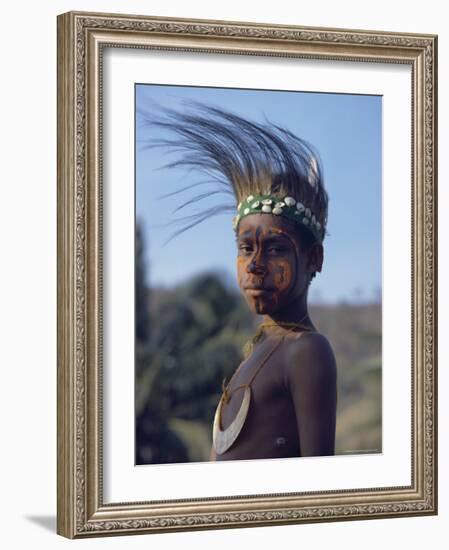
left=141, top=101, right=329, bottom=244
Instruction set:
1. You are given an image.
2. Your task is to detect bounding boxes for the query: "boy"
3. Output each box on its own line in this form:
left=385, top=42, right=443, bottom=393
left=149, top=101, right=337, bottom=461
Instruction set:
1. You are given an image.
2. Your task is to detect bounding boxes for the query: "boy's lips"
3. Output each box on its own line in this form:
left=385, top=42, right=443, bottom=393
left=244, top=286, right=274, bottom=296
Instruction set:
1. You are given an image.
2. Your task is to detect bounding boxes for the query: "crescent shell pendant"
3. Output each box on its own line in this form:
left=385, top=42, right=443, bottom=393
left=212, top=386, right=251, bottom=455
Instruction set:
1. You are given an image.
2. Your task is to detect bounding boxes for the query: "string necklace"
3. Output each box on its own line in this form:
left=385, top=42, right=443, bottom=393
left=242, top=316, right=311, bottom=361
left=212, top=316, right=312, bottom=455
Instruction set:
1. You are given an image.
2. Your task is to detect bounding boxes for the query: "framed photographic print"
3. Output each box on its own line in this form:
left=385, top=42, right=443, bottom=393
left=57, top=11, right=438, bottom=538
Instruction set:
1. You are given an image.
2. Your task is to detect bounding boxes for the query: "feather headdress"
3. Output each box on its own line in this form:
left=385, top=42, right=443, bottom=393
left=140, top=101, right=329, bottom=243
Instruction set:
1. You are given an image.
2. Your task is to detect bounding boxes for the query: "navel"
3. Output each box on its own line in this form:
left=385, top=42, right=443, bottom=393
left=275, top=436, right=287, bottom=447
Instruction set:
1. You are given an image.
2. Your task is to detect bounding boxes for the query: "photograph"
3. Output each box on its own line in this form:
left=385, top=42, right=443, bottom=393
left=56, top=10, right=437, bottom=538
left=134, top=84, right=382, bottom=465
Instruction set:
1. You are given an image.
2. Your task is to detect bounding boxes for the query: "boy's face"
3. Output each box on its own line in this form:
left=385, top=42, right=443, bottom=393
left=236, top=214, right=321, bottom=316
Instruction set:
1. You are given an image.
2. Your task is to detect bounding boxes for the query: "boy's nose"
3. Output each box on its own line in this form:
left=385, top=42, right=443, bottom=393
left=247, top=259, right=266, bottom=275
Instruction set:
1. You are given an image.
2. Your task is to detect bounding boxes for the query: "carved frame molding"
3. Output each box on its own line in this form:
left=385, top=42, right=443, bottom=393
left=57, top=11, right=437, bottom=538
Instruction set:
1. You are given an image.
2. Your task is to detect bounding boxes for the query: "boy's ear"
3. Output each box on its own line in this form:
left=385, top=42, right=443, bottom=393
left=309, top=243, right=324, bottom=274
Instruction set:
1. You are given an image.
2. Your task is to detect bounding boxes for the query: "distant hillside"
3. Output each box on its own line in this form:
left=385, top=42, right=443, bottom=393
left=311, top=303, right=382, bottom=455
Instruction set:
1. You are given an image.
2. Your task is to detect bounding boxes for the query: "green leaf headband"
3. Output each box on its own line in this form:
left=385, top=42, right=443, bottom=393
left=233, top=194, right=324, bottom=243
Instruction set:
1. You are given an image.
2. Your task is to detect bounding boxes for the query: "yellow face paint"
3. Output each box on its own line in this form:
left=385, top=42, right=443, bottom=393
left=236, top=214, right=311, bottom=317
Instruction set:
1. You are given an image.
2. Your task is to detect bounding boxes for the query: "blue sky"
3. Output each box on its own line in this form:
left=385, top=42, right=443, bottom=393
left=136, top=84, right=382, bottom=304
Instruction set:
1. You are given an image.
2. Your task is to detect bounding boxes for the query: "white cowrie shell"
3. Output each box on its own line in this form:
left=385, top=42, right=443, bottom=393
left=284, top=197, right=296, bottom=207
left=262, top=205, right=272, bottom=213
left=272, top=207, right=283, bottom=215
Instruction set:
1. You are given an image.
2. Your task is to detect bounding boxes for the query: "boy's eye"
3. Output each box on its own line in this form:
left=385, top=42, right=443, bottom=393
left=267, top=245, right=286, bottom=254
left=238, top=244, right=253, bottom=254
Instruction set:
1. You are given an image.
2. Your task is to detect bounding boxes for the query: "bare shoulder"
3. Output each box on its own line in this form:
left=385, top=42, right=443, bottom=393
left=283, top=331, right=337, bottom=387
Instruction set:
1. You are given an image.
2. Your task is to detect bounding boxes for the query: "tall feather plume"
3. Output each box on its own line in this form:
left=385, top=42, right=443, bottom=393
left=139, top=100, right=328, bottom=242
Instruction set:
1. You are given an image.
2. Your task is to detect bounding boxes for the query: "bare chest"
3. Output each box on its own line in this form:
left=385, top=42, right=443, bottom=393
left=213, top=338, right=301, bottom=459
left=219, top=339, right=290, bottom=429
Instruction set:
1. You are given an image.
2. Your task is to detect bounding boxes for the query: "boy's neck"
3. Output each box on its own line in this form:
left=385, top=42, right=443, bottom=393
left=262, top=295, right=311, bottom=327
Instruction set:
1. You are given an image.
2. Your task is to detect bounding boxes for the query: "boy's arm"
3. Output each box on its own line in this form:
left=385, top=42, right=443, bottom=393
left=285, top=332, right=337, bottom=457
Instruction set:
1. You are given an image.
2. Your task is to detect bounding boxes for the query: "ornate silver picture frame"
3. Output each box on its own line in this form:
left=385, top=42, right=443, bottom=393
left=57, top=11, right=437, bottom=538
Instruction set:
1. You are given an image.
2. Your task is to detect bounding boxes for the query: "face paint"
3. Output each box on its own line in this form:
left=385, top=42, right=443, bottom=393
left=236, top=214, right=311, bottom=316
